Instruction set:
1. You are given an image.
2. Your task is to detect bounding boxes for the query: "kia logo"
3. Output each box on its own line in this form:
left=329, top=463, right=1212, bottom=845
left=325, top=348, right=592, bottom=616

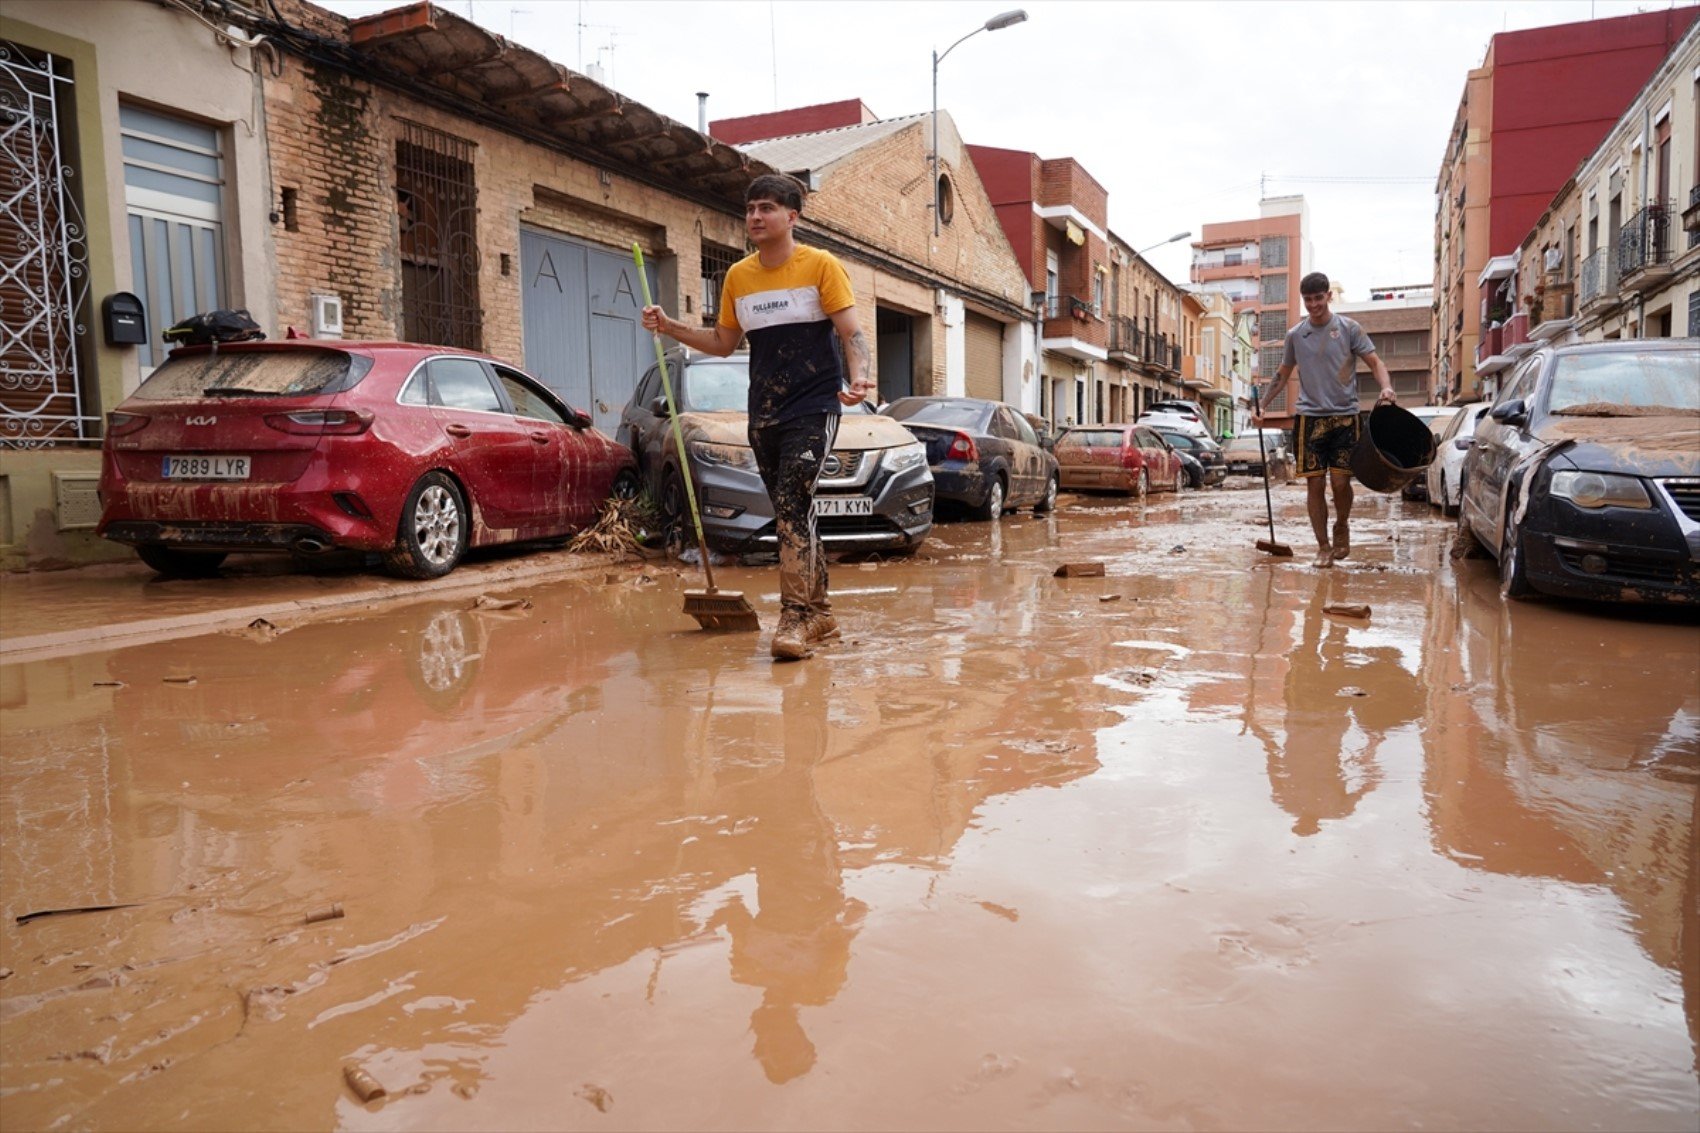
left=822, top=455, right=842, bottom=476
left=186, top=415, right=217, bottom=426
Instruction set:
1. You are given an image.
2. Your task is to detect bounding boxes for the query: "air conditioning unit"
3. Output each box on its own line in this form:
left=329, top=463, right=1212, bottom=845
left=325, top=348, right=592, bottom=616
left=311, top=293, right=343, bottom=338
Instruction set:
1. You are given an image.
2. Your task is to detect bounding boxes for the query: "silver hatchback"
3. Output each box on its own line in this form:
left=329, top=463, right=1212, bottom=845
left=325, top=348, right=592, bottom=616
left=616, top=351, right=934, bottom=556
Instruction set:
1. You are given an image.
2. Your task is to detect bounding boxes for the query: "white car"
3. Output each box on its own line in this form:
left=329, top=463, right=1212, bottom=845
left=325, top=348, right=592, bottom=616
left=1400, top=405, right=1461, bottom=500
left=1136, top=400, right=1210, bottom=438
left=1426, top=400, right=1490, bottom=515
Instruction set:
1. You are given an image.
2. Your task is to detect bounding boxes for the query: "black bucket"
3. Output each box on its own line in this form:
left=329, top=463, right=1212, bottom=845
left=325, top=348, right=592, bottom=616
left=1350, top=403, right=1436, bottom=493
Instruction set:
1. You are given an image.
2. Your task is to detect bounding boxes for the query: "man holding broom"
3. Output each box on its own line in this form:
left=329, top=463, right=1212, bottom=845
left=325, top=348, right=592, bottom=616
left=1256, top=272, right=1396, bottom=569
left=641, top=174, right=874, bottom=661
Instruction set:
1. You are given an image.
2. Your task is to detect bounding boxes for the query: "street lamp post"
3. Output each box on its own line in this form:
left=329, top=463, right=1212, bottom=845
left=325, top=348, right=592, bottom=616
left=1135, top=231, right=1192, bottom=257
left=932, top=9, right=1027, bottom=237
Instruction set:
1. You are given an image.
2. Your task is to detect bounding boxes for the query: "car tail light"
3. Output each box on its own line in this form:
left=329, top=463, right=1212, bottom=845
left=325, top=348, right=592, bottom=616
left=946, top=431, right=977, bottom=461
left=106, top=411, right=148, bottom=437
left=264, top=409, right=373, bottom=435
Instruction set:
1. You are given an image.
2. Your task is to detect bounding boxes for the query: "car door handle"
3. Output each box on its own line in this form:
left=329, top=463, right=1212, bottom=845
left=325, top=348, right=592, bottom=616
left=444, top=423, right=472, bottom=438
left=529, top=431, right=550, bottom=444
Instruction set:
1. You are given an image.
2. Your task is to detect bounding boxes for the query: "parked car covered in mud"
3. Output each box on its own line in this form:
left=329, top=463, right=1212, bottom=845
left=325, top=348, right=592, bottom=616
left=1151, top=427, right=1227, bottom=487
left=1053, top=424, right=1186, bottom=497
left=1426, top=400, right=1491, bottom=515
left=97, top=342, right=637, bottom=579
left=880, top=396, right=1059, bottom=519
left=1456, top=340, right=1700, bottom=603
left=617, top=350, right=933, bottom=555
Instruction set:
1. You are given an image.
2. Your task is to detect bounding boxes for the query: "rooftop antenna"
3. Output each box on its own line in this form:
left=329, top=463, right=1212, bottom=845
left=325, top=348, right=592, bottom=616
left=769, top=0, right=779, bottom=109
left=575, top=1, right=617, bottom=73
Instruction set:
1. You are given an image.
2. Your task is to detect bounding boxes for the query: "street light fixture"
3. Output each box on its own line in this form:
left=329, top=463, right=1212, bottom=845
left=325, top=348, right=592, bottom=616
left=1135, top=231, right=1192, bottom=256
left=932, top=9, right=1028, bottom=237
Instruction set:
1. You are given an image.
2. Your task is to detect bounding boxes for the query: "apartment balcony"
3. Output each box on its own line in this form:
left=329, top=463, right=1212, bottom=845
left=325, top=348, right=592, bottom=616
left=1108, top=316, right=1140, bottom=363
left=1475, top=323, right=1509, bottom=375
left=1618, top=202, right=1674, bottom=291
left=1041, top=294, right=1107, bottom=362
left=1502, top=312, right=1529, bottom=350
left=1681, top=184, right=1700, bottom=241
left=1577, top=249, right=1620, bottom=314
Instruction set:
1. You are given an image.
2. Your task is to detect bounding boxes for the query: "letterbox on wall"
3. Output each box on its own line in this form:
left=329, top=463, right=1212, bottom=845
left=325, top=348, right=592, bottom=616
left=102, top=292, right=147, bottom=346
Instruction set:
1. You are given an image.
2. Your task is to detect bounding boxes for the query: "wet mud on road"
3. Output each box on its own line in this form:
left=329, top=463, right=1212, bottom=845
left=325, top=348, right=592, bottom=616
left=2, top=484, right=1696, bottom=1130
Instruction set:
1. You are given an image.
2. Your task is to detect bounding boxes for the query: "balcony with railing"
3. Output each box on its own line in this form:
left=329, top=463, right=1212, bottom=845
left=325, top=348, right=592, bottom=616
left=1502, top=312, right=1529, bottom=351
left=1475, top=323, right=1503, bottom=371
left=1108, top=315, right=1140, bottom=362
left=1041, top=294, right=1106, bottom=360
left=1618, top=202, right=1674, bottom=288
left=1578, top=249, right=1618, bottom=311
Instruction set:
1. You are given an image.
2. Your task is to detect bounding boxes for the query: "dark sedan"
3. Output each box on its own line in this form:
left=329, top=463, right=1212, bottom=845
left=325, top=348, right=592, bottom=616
left=881, top=396, right=1059, bottom=519
left=1151, top=427, right=1227, bottom=487
left=1456, top=340, right=1699, bottom=603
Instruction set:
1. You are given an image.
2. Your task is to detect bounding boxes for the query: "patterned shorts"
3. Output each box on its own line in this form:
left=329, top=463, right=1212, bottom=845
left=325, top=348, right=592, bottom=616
left=1295, top=414, right=1361, bottom=478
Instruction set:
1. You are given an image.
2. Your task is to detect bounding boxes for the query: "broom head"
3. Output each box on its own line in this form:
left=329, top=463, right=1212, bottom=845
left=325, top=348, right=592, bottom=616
left=1256, top=539, right=1295, bottom=558
left=684, top=587, right=761, bottom=632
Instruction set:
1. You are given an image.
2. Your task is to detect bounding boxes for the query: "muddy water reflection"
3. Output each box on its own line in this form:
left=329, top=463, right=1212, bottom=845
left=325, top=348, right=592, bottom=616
left=1, top=492, right=1696, bottom=1130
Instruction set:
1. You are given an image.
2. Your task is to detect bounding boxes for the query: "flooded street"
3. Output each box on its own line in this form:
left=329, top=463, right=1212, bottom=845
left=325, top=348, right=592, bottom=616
left=2, top=485, right=1696, bottom=1131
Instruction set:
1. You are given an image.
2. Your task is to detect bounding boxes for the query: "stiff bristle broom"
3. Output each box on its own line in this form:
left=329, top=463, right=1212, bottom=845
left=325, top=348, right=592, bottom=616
left=633, top=245, right=761, bottom=632
left=1251, top=387, right=1293, bottom=558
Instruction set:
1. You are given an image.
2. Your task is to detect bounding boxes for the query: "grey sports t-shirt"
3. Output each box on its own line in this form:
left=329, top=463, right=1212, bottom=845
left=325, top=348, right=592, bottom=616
left=1281, top=314, right=1375, bottom=415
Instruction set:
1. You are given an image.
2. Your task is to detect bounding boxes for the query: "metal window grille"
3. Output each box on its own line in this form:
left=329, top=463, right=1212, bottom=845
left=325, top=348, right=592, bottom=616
left=1, top=40, right=95, bottom=448
left=1260, top=273, right=1287, bottom=304
left=1260, top=236, right=1288, bottom=268
left=1258, top=344, right=1285, bottom=377
left=1258, top=310, right=1287, bottom=342
left=396, top=121, right=481, bottom=350
left=700, top=240, right=741, bottom=324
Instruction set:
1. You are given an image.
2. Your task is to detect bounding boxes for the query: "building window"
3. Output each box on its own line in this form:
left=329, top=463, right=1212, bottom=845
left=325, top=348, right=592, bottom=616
left=397, top=120, right=481, bottom=350
left=700, top=240, right=742, bottom=324
left=1045, top=250, right=1059, bottom=303
left=121, top=103, right=225, bottom=371
left=1260, top=273, right=1287, bottom=304
left=1258, top=309, right=1287, bottom=342
left=936, top=173, right=955, bottom=226
left=1258, top=344, right=1284, bottom=376
left=1092, top=271, right=1104, bottom=317
left=1260, top=236, right=1288, bottom=268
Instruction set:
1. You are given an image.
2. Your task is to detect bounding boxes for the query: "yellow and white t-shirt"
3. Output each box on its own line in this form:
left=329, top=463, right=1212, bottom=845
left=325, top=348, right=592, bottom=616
left=718, top=245, right=854, bottom=427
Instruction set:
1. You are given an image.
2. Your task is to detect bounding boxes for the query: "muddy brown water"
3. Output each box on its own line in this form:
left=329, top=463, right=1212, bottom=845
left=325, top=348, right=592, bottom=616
left=2, top=486, right=1696, bottom=1131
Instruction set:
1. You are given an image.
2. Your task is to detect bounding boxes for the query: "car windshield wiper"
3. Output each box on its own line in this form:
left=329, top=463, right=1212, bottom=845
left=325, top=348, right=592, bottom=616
left=201, top=387, right=284, bottom=397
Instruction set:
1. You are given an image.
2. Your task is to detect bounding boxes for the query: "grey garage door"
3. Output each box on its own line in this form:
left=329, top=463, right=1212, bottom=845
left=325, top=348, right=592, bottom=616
left=965, top=312, right=1005, bottom=401
left=520, top=228, right=656, bottom=433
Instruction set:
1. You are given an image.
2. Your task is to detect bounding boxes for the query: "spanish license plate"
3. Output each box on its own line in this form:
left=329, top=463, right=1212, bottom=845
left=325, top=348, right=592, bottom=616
left=815, top=496, right=872, bottom=517
left=162, top=455, right=250, bottom=480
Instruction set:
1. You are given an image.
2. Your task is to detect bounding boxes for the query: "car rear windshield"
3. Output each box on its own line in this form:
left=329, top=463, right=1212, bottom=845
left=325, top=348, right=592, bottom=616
left=885, top=399, right=988, bottom=429
left=1548, top=351, right=1700, bottom=416
left=683, top=361, right=749, bottom=412
left=1056, top=429, right=1126, bottom=449
left=131, top=349, right=370, bottom=401
left=1223, top=437, right=1265, bottom=455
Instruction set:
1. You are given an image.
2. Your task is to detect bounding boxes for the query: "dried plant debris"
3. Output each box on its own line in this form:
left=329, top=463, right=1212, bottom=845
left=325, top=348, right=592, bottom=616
left=569, top=495, right=659, bottom=557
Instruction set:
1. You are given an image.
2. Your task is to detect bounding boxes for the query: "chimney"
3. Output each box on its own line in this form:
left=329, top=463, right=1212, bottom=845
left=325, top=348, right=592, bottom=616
left=697, top=92, right=709, bottom=135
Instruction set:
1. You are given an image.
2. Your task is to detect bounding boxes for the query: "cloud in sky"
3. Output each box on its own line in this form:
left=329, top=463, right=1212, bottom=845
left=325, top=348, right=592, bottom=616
left=321, top=0, right=1689, bottom=296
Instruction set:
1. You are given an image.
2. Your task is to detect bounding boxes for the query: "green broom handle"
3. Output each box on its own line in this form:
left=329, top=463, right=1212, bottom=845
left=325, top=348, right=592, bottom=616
left=633, top=246, right=718, bottom=592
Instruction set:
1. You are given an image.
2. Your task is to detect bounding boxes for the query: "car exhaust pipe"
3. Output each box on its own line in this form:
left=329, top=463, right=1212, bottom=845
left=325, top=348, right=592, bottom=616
left=291, top=536, right=330, bottom=554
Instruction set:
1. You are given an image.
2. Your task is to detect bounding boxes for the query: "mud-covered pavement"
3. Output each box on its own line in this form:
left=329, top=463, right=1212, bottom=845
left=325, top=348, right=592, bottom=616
left=2, top=483, right=1696, bottom=1131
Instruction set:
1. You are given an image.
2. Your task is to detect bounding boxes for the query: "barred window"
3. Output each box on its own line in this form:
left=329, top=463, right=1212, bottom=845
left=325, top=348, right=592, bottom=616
left=1258, top=310, right=1288, bottom=342
left=397, top=121, right=481, bottom=350
left=700, top=240, right=742, bottom=324
left=1260, top=236, right=1288, bottom=268
left=1258, top=344, right=1285, bottom=376
left=1260, top=273, right=1287, bottom=304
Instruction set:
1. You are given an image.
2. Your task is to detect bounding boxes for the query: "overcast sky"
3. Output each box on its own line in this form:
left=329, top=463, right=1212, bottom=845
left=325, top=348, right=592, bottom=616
left=321, top=0, right=1693, bottom=298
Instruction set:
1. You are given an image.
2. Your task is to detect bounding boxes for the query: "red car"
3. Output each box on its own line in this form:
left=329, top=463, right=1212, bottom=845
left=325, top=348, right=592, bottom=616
left=1053, top=424, right=1186, bottom=497
left=97, top=341, right=637, bottom=578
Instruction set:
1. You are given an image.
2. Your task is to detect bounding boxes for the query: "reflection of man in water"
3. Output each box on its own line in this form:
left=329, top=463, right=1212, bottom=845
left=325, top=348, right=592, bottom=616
left=711, top=665, right=865, bottom=1084
left=1269, top=586, right=1419, bottom=836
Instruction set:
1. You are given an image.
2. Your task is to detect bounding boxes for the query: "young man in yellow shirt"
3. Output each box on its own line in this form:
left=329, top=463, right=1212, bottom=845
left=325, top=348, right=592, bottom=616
left=641, top=174, right=873, bottom=660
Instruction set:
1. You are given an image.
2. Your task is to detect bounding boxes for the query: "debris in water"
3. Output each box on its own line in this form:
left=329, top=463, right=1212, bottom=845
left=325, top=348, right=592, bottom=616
left=471, top=595, right=531, bottom=612
left=577, top=1084, right=613, bottom=1112
left=1323, top=603, right=1372, bottom=619
left=1053, top=562, right=1105, bottom=578
left=304, top=903, right=345, bottom=926
left=0, top=967, right=12, bottom=979
left=1338, top=686, right=1370, bottom=698
left=978, top=901, right=1020, bottom=922
left=1168, top=544, right=1187, bottom=554
left=92, top=680, right=125, bottom=688
left=1099, top=594, right=1122, bottom=603
left=344, top=1063, right=386, bottom=1103
left=162, top=675, right=197, bottom=686
left=17, top=902, right=145, bottom=926
left=236, top=617, right=283, bottom=641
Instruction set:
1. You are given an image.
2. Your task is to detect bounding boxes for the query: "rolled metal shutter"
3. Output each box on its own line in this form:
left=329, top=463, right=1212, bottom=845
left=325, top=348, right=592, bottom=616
left=965, top=313, right=1005, bottom=401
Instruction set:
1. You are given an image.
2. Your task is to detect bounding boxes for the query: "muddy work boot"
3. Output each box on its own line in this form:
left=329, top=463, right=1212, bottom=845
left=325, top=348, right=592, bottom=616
left=771, top=607, right=812, bottom=661
left=803, top=609, right=841, bottom=645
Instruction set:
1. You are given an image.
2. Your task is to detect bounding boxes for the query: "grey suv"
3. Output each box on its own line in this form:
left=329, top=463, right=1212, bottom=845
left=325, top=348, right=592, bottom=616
left=616, top=351, right=934, bottom=556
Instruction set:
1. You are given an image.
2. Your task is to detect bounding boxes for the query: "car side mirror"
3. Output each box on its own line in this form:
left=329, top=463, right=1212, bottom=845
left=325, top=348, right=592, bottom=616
left=1454, top=437, right=1473, bottom=450
left=1490, top=399, right=1527, bottom=427
left=649, top=396, right=668, bottom=417
left=567, top=406, right=592, bottom=429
